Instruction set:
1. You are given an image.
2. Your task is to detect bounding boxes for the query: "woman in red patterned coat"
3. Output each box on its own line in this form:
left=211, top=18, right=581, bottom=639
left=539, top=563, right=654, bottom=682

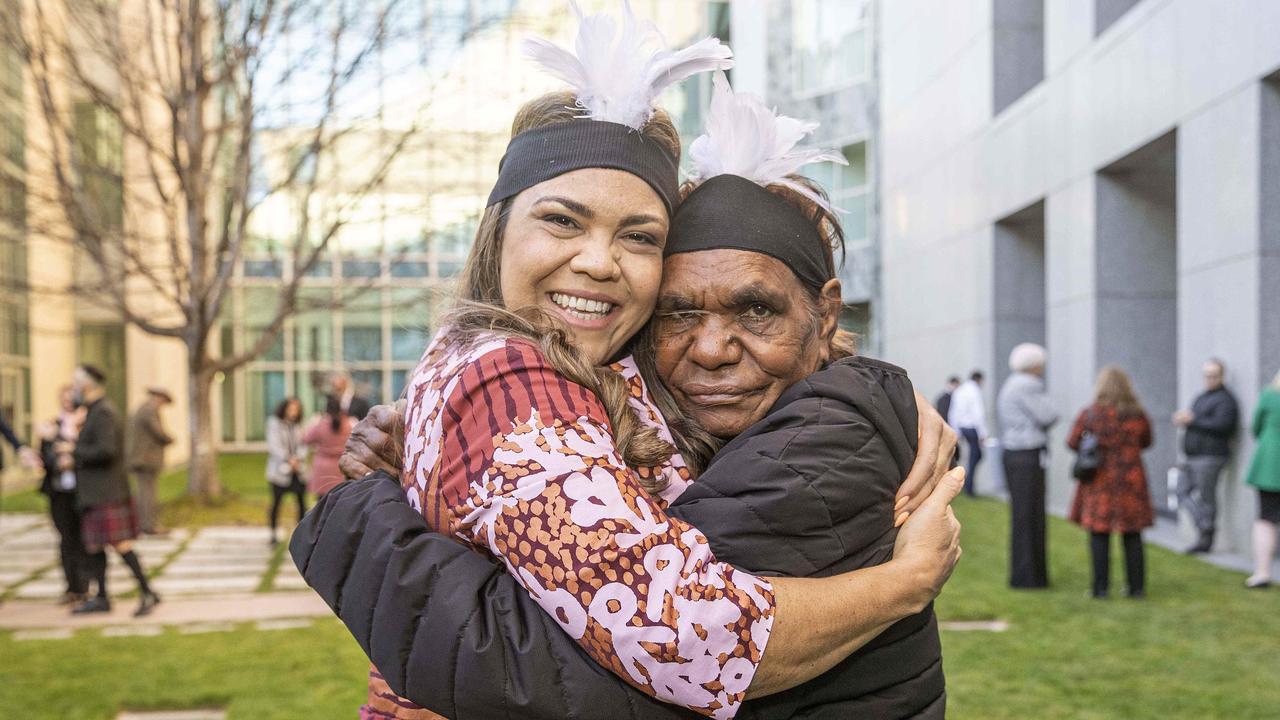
left=1067, top=365, right=1155, bottom=598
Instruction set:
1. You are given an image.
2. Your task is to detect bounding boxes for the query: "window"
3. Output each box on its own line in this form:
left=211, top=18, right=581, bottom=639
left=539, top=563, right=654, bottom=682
left=992, top=0, right=1045, bottom=115
left=1095, top=0, right=1142, bottom=36
left=792, top=0, right=869, bottom=95
left=804, top=141, right=870, bottom=244
left=245, top=370, right=287, bottom=441
left=72, top=102, right=124, bottom=230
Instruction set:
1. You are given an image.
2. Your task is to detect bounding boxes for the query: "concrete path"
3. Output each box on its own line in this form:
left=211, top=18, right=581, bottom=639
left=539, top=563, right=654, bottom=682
left=1, top=513, right=327, bottom=632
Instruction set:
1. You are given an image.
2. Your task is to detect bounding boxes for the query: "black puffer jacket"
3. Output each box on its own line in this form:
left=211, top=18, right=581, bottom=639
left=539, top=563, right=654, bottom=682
left=292, top=356, right=944, bottom=719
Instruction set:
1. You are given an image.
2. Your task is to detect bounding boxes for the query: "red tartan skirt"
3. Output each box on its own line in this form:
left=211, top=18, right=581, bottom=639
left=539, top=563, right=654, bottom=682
left=81, top=500, right=140, bottom=551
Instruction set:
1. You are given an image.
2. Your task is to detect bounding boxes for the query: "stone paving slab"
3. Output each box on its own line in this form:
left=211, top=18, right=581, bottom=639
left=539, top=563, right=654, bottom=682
left=271, top=572, right=310, bottom=591
left=102, top=624, right=164, bottom=638
left=0, top=591, right=331, bottom=630
left=13, top=627, right=74, bottom=641
left=13, top=579, right=67, bottom=599
left=117, top=710, right=227, bottom=720
left=178, top=622, right=236, bottom=635
left=941, top=620, right=1010, bottom=632
left=150, top=575, right=261, bottom=595
left=0, top=570, right=36, bottom=584
left=255, top=618, right=312, bottom=631
left=160, top=562, right=269, bottom=579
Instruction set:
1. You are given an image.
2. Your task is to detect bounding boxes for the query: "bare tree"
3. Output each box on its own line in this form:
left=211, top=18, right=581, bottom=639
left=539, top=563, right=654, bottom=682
left=0, top=0, right=506, bottom=498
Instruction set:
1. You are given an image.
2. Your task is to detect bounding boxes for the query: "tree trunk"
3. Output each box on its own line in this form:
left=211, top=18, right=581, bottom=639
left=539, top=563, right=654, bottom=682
left=187, top=367, right=222, bottom=499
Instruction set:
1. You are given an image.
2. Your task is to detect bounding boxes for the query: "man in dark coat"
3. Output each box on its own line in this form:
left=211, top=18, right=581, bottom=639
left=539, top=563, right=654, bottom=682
left=1173, top=358, right=1240, bottom=553
left=37, top=386, right=89, bottom=605
left=68, top=365, right=161, bottom=616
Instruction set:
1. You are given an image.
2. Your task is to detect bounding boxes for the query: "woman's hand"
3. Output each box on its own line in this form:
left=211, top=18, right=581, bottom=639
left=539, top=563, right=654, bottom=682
left=894, top=390, right=958, bottom=524
left=339, top=399, right=407, bottom=480
left=892, top=467, right=964, bottom=607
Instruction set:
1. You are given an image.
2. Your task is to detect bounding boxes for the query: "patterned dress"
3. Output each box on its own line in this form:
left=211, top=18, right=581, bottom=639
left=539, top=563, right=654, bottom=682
left=362, top=332, right=776, bottom=720
left=1067, top=404, right=1155, bottom=533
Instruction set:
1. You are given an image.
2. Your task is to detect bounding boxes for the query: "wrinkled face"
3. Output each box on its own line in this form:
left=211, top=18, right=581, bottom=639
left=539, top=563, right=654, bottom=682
left=655, top=249, right=834, bottom=438
left=500, top=169, right=668, bottom=365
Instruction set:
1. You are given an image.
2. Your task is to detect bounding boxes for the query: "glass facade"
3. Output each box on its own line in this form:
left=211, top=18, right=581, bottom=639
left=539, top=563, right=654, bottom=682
left=791, top=0, right=870, bottom=96
left=220, top=254, right=447, bottom=447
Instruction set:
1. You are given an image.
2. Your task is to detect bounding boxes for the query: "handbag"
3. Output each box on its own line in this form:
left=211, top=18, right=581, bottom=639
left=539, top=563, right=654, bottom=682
left=1072, top=408, right=1101, bottom=483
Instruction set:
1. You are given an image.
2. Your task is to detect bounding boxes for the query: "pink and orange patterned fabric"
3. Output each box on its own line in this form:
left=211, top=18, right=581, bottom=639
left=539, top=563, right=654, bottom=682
left=362, top=332, right=775, bottom=720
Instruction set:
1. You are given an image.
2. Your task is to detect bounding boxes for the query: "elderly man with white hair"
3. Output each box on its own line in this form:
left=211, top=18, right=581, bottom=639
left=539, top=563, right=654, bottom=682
left=998, top=342, right=1060, bottom=588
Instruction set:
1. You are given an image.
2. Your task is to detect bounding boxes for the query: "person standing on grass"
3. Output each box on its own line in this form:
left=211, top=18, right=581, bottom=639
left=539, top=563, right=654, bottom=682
left=1173, top=358, right=1240, bottom=554
left=1243, top=369, right=1280, bottom=589
left=302, top=396, right=350, bottom=498
left=36, top=386, right=89, bottom=605
left=266, top=397, right=308, bottom=546
left=997, top=343, right=1059, bottom=589
left=949, top=370, right=987, bottom=496
left=1068, top=365, right=1154, bottom=599
left=67, top=365, right=161, bottom=617
left=126, top=387, right=174, bottom=535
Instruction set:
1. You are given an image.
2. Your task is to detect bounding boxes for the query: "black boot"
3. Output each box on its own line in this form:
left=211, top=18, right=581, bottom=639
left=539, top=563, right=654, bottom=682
left=134, top=591, right=162, bottom=617
left=72, top=595, right=111, bottom=614
left=1185, top=530, right=1214, bottom=554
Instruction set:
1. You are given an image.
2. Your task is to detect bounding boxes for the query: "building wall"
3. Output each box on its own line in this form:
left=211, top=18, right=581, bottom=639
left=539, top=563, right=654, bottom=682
left=880, top=0, right=1280, bottom=552
left=724, top=0, right=881, bottom=353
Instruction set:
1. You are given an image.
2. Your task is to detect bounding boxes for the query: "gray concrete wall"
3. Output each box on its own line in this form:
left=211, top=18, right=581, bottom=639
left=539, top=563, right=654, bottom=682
left=879, top=0, right=1280, bottom=552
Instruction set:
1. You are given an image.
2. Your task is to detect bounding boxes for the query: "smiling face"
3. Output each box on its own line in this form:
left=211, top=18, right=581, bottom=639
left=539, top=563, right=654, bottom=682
left=655, top=249, right=840, bottom=438
left=499, top=168, right=668, bottom=365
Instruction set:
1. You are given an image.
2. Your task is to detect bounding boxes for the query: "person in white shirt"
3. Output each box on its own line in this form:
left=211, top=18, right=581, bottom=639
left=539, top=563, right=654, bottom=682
left=948, top=370, right=987, bottom=496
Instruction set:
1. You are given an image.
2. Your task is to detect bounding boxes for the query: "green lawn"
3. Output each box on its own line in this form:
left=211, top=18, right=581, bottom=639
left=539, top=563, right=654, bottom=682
left=1, top=453, right=301, bottom=529
left=938, top=496, right=1280, bottom=720
left=0, top=619, right=368, bottom=718
left=3, top=484, right=1279, bottom=718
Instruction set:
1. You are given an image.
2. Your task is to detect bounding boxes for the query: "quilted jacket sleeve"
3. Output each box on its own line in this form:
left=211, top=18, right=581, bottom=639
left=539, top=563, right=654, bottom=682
left=289, top=471, right=696, bottom=720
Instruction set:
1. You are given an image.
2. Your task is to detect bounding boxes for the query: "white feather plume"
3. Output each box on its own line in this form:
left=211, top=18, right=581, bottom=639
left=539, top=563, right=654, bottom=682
left=689, top=72, right=848, bottom=212
left=521, top=1, right=734, bottom=130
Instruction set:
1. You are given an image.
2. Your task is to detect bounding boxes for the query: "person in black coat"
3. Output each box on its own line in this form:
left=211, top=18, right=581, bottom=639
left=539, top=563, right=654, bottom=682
left=1172, top=358, right=1240, bottom=553
left=37, top=386, right=89, bottom=604
left=67, top=365, right=160, bottom=616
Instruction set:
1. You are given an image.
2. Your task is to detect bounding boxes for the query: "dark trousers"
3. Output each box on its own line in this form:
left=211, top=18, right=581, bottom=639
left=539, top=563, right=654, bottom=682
left=960, top=427, right=983, bottom=496
left=1177, top=455, right=1228, bottom=534
left=1004, top=448, right=1048, bottom=588
left=1090, top=531, right=1145, bottom=596
left=48, top=491, right=88, bottom=595
left=269, top=474, right=307, bottom=533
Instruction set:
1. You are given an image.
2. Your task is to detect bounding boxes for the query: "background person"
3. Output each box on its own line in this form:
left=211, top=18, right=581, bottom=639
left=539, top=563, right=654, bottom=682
left=1068, top=365, right=1154, bottom=599
left=302, top=396, right=350, bottom=498
left=1243, top=369, right=1280, bottom=589
left=1173, top=358, right=1240, bottom=554
left=36, top=386, right=88, bottom=605
left=328, top=372, right=371, bottom=421
left=997, top=343, right=1059, bottom=588
left=949, top=370, right=987, bottom=496
left=266, top=397, right=308, bottom=546
left=125, top=387, right=174, bottom=535
left=67, top=365, right=161, bottom=617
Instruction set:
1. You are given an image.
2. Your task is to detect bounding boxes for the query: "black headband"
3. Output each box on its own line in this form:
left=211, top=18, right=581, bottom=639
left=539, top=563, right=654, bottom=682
left=487, top=120, right=679, bottom=215
left=665, top=174, right=832, bottom=290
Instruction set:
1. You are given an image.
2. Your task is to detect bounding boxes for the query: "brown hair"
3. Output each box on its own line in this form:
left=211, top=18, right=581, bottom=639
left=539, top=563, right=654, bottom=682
left=1094, top=365, right=1145, bottom=416
left=446, top=91, right=696, bottom=491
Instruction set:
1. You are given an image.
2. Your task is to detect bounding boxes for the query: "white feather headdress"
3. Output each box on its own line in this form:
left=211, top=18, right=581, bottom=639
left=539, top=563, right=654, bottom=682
left=689, top=72, right=847, bottom=212
left=522, top=1, right=734, bottom=131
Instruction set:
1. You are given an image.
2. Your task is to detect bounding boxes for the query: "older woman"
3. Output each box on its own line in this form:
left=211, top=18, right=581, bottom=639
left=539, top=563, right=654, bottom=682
left=295, top=70, right=961, bottom=719
left=996, top=342, right=1059, bottom=588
